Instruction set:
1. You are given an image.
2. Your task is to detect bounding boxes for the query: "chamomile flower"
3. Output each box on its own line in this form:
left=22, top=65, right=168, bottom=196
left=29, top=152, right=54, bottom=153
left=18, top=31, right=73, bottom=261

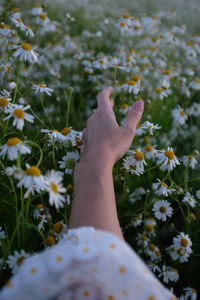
left=182, top=192, right=197, bottom=208
left=189, top=79, right=200, bottom=90
left=32, top=83, right=53, bottom=96
left=144, top=144, right=158, bottom=159
left=0, top=137, right=31, bottom=160
left=4, top=104, right=34, bottom=131
left=152, top=179, right=175, bottom=196
left=58, top=151, right=80, bottom=174
left=184, top=287, right=197, bottom=300
left=13, top=43, right=39, bottom=63
left=0, top=23, right=12, bottom=36
left=93, top=58, right=108, bottom=70
left=182, top=155, right=198, bottom=169
left=152, top=199, right=173, bottom=221
left=172, top=105, right=188, bottom=125
left=24, top=25, right=34, bottom=37
left=7, top=250, right=29, bottom=274
left=17, top=165, right=47, bottom=198
left=31, top=4, right=43, bottom=15
left=141, top=121, right=161, bottom=135
left=121, top=80, right=140, bottom=94
left=123, top=149, right=147, bottom=176
left=167, top=232, right=192, bottom=263
left=0, top=95, right=12, bottom=112
left=158, top=265, right=179, bottom=283
left=156, top=147, right=180, bottom=171
left=45, top=170, right=67, bottom=209
left=153, top=87, right=169, bottom=100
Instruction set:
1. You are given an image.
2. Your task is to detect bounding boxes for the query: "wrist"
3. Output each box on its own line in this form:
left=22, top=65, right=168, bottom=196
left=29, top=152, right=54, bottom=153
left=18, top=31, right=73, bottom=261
left=74, top=153, right=114, bottom=183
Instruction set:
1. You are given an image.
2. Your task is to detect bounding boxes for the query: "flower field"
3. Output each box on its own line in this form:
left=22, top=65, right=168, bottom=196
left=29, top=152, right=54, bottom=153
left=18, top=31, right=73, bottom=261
left=0, top=0, right=200, bottom=298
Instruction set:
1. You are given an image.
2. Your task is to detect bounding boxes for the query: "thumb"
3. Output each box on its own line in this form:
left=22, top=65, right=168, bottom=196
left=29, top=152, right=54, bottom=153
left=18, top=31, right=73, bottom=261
left=121, top=100, right=144, bottom=132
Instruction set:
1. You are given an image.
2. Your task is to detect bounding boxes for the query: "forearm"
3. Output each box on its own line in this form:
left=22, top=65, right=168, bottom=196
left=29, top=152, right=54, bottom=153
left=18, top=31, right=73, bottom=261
left=69, top=158, right=124, bottom=240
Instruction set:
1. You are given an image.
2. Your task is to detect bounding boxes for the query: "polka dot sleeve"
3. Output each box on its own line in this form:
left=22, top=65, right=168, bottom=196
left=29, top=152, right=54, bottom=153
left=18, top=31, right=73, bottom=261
left=0, top=226, right=176, bottom=300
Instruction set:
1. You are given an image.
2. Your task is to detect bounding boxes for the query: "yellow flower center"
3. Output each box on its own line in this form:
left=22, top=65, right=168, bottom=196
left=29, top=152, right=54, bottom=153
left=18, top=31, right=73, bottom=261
left=13, top=108, right=25, bottom=119
left=83, top=291, right=90, bottom=296
left=162, top=69, right=171, bottom=75
left=179, top=111, right=185, bottom=116
left=148, top=244, right=156, bottom=251
left=187, top=41, right=193, bottom=46
left=120, top=103, right=128, bottom=109
left=134, top=25, right=141, bottom=30
left=194, top=79, right=200, bottom=83
left=132, top=75, right=141, bottom=81
left=122, top=13, right=130, bottom=19
left=39, top=13, right=47, bottom=19
left=192, top=288, right=197, bottom=294
left=37, top=83, right=46, bottom=88
left=16, top=18, right=23, bottom=23
left=150, top=15, right=158, bottom=19
left=134, top=150, right=144, bottom=161
left=0, top=97, right=9, bottom=107
left=164, top=150, right=175, bottom=159
left=6, top=66, right=12, bottom=73
left=25, top=166, right=42, bottom=177
left=181, top=238, right=188, bottom=247
left=30, top=268, right=37, bottom=274
left=120, top=22, right=126, bottom=27
left=46, top=236, right=56, bottom=246
left=61, top=127, right=71, bottom=135
left=98, top=59, right=105, bottom=64
left=21, top=43, right=32, bottom=51
left=119, top=267, right=126, bottom=273
left=172, top=268, right=178, bottom=273
left=127, top=80, right=136, bottom=86
left=145, top=224, right=154, bottom=232
left=36, top=204, right=44, bottom=209
left=160, top=181, right=168, bottom=187
left=50, top=182, right=58, bottom=193
left=6, top=137, right=21, bottom=147
left=187, top=213, right=196, bottom=220
left=12, top=7, right=20, bottom=12
left=159, top=206, right=167, bottom=213
left=51, top=129, right=59, bottom=133
left=155, top=88, right=162, bottom=93
left=145, top=145, right=153, bottom=151
left=53, top=221, right=63, bottom=233
left=67, top=184, right=74, bottom=192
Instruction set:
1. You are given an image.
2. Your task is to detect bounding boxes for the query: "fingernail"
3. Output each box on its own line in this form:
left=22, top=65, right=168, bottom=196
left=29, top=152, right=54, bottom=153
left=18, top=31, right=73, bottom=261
left=134, top=100, right=144, bottom=110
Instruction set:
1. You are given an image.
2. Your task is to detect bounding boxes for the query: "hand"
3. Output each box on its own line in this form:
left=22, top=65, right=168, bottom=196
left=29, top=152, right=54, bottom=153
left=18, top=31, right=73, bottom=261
left=77, top=86, right=144, bottom=168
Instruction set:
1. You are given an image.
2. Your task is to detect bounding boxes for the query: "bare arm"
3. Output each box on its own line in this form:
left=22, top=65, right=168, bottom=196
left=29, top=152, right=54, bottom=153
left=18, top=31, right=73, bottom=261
left=68, top=87, right=144, bottom=240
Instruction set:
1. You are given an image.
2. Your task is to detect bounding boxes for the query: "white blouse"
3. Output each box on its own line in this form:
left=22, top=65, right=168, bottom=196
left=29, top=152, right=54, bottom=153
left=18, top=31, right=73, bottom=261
left=0, top=226, right=176, bottom=300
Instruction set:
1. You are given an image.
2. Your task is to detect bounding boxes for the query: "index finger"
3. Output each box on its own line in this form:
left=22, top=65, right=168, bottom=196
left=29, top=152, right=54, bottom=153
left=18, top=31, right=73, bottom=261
left=97, top=86, right=113, bottom=109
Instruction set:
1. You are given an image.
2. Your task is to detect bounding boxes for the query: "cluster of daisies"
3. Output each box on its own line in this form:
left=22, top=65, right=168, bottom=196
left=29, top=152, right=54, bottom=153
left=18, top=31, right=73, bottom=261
left=0, top=0, right=199, bottom=297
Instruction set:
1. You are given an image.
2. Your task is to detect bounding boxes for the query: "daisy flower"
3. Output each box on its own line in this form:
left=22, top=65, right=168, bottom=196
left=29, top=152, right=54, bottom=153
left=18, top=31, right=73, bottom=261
left=32, top=83, right=53, bottom=96
left=182, top=192, right=197, bottom=208
left=17, top=165, right=47, bottom=198
left=141, top=121, right=161, bottom=135
left=156, top=147, right=180, bottom=171
left=93, top=58, right=109, bottom=70
left=0, top=95, right=12, bottom=112
left=13, top=43, right=39, bottom=63
left=158, top=265, right=179, bottom=284
left=182, top=155, right=198, bottom=169
left=153, top=87, right=169, bottom=100
left=152, top=199, right=173, bottom=221
left=123, top=149, right=147, bottom=176
left=0, top=23, right=12, bottom=36
left=167, top=232, right=192, bottom=263
left=7, top=250, right=29, bottom=274
left=58, top=151, right=80, bottom=174
left=24, top=25, right=34, bottom=37
left=0, top=137, right=31, bottom=161
left=116, top=21, right=130, bottom=33
left=45, top=170, right=67, bottom=209
left=189, top=79, right=200, bottom=90
left=184, top=287, right=197, bottom=300
left=152, top=179, right=175, bottom=196
left=4, top=104, right=34, bottom=131
left=121, top=80, right=140, bottom=94
left=144, top=144, right=158, bottom=159
left=172, top=105, right=188, bottom=125
left=119, top=103, right=129, bottom=115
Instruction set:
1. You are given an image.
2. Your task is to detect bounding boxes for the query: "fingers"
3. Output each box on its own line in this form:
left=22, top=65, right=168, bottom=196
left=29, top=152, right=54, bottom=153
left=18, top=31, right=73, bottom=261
left=97, top=86, right=114, bottom=109
left=122, top=100, right=144, bottom=131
